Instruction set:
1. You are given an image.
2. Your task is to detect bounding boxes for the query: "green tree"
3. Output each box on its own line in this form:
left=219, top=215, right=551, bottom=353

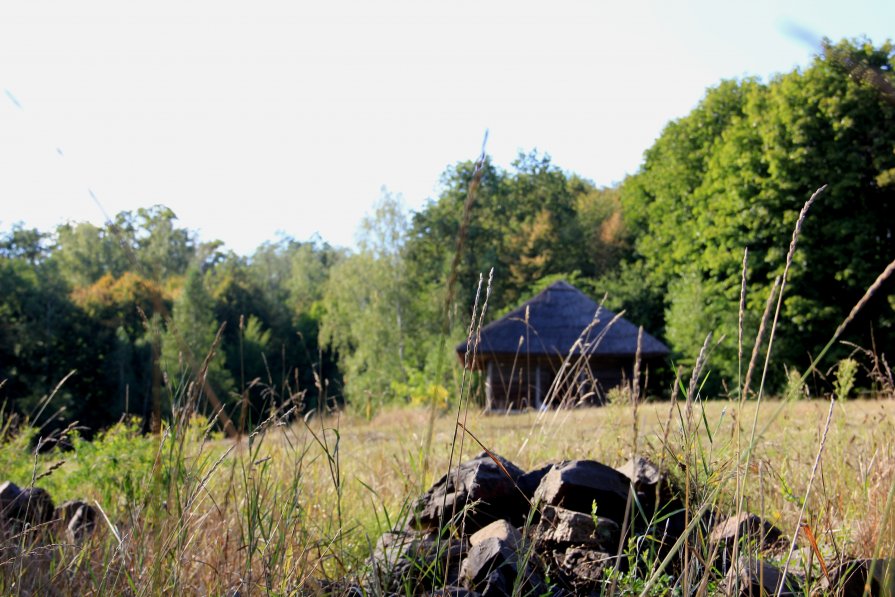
left=0, top=227, right=104, bottom=428
left=53, top=220, right=131, bottom=287
left=406, top=151, right=617, bottom=328
left=161, top=267, right=234, bottom=413
left=134, top=206, right=198, bottom=280
left=620, top=38, right=895, bottom=388
left=321, top=192, right=415, bottom=407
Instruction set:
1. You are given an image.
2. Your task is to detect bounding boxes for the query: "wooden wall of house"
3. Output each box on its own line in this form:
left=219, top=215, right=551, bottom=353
left=484, top=359, right=550, bottom=411
left=483, top=355, right=638, bottom=410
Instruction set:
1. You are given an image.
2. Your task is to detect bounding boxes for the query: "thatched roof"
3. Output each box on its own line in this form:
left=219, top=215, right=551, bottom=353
left=456, top=280, right=669, bottom=367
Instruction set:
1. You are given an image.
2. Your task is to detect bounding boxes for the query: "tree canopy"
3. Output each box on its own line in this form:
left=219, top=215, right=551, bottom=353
left=1, top=38, right=893, bottom=432
left=619, top=38, right=895, bottom=383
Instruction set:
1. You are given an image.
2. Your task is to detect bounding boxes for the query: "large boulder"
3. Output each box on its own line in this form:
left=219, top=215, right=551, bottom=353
left=410, top=452, right=529, bottom=532
left=533, top=460, right=630, bottom=524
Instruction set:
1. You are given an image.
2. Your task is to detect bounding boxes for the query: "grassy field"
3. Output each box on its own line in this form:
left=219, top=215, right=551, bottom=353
left=2, top=394, right=893, bottom=595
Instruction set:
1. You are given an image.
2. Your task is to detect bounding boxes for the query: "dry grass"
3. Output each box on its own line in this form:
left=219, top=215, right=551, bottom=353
left=0, top=395, right=891, bottom=595
left=2, top=389, right=894, bottom=595
left=319, top=398, right=895, bottom=553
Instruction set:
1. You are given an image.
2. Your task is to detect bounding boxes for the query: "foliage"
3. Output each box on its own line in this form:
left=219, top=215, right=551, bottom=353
left=321, top=192, right=416, bottom=408
left=620, top=38, right=895, bottom=389
left=161, top=266, right=234, bottom=410
left=1, top=211, right=339, bottom=434
left=405, top=152, right=627, bottom=327
left=834, top=357, right=859, bottom=400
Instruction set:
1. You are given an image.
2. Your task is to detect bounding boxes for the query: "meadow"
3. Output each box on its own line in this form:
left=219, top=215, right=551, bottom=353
left=2, top=387, right=893, bottom=595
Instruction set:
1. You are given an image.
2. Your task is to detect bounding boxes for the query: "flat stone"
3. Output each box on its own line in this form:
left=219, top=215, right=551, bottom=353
left=469, top=520, right=521, bottom=551
left=533, top=460, right=630, bottom=524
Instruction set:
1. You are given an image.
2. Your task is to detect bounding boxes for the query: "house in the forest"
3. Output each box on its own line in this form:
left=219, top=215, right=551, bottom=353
left=456, top=280, right=669, bottom=410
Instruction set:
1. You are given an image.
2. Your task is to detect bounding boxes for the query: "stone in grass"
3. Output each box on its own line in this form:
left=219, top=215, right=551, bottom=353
left=459, top=536, right=546, bottom=597
left=54, top=500, right=98, bottom=542
left=823, top=559, right=895, bottom=597
left=613, top=457, right=687, bottom=564
left=0, top=481, right=22, bottom=514
left=372, top=530, right=467, bottom=591
left=723, top=557, right=802, bottom=596
left=410, top=452, right=529, bottom=532
left=534, top=505, right=618, bottom=552
left=533, top=460, right=630, bottom=524
left=615, top=457, right=679, bottom=519
left=2, top=485, right=55, bottom=527
left=709, top=513, right=783, bottom=557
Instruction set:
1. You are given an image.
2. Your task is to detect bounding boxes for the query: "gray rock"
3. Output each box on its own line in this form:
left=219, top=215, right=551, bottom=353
left=459, top=536, right=546, bottom=597
left=460, top=537, right=518, bottom=589
left=616, top=456, right=663, bottom=489
left=535, top=505, right=618, bottom=552
left=615, top=457, right=687, bottom=538
left=469, top=520, right=521, bottom=551
left=533, top=460, right=630, bottom=524
left=411, top=452, right=529, bottom=532
left=823, top=558, right=895, bottom=596
left=4, top=486, right=55, bottom=527
left=0, top=480, right=22, bottom=509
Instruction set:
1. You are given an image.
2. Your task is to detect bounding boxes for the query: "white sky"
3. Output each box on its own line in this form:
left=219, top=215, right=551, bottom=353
left=2, top=0, right=893, bottom=254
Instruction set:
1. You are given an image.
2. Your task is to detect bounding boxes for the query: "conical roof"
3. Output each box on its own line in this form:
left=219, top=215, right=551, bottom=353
left=457, top=280, right=669, bottom=366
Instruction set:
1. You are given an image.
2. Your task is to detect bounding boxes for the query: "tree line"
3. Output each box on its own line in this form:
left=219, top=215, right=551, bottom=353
left=1, top=38, right=893, bottom=433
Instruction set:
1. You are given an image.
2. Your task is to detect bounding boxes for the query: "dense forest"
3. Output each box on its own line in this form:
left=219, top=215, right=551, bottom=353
left=2, top=39, right=893, bottom=434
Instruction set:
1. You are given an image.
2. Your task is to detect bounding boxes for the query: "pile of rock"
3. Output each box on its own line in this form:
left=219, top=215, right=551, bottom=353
left=0, top=480, right=97, bottom=543
left=367, top=453, right=894, bottom=596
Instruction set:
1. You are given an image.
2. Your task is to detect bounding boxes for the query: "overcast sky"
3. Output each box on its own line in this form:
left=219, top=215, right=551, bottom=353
left=2, top=0, right=893, bottom=254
